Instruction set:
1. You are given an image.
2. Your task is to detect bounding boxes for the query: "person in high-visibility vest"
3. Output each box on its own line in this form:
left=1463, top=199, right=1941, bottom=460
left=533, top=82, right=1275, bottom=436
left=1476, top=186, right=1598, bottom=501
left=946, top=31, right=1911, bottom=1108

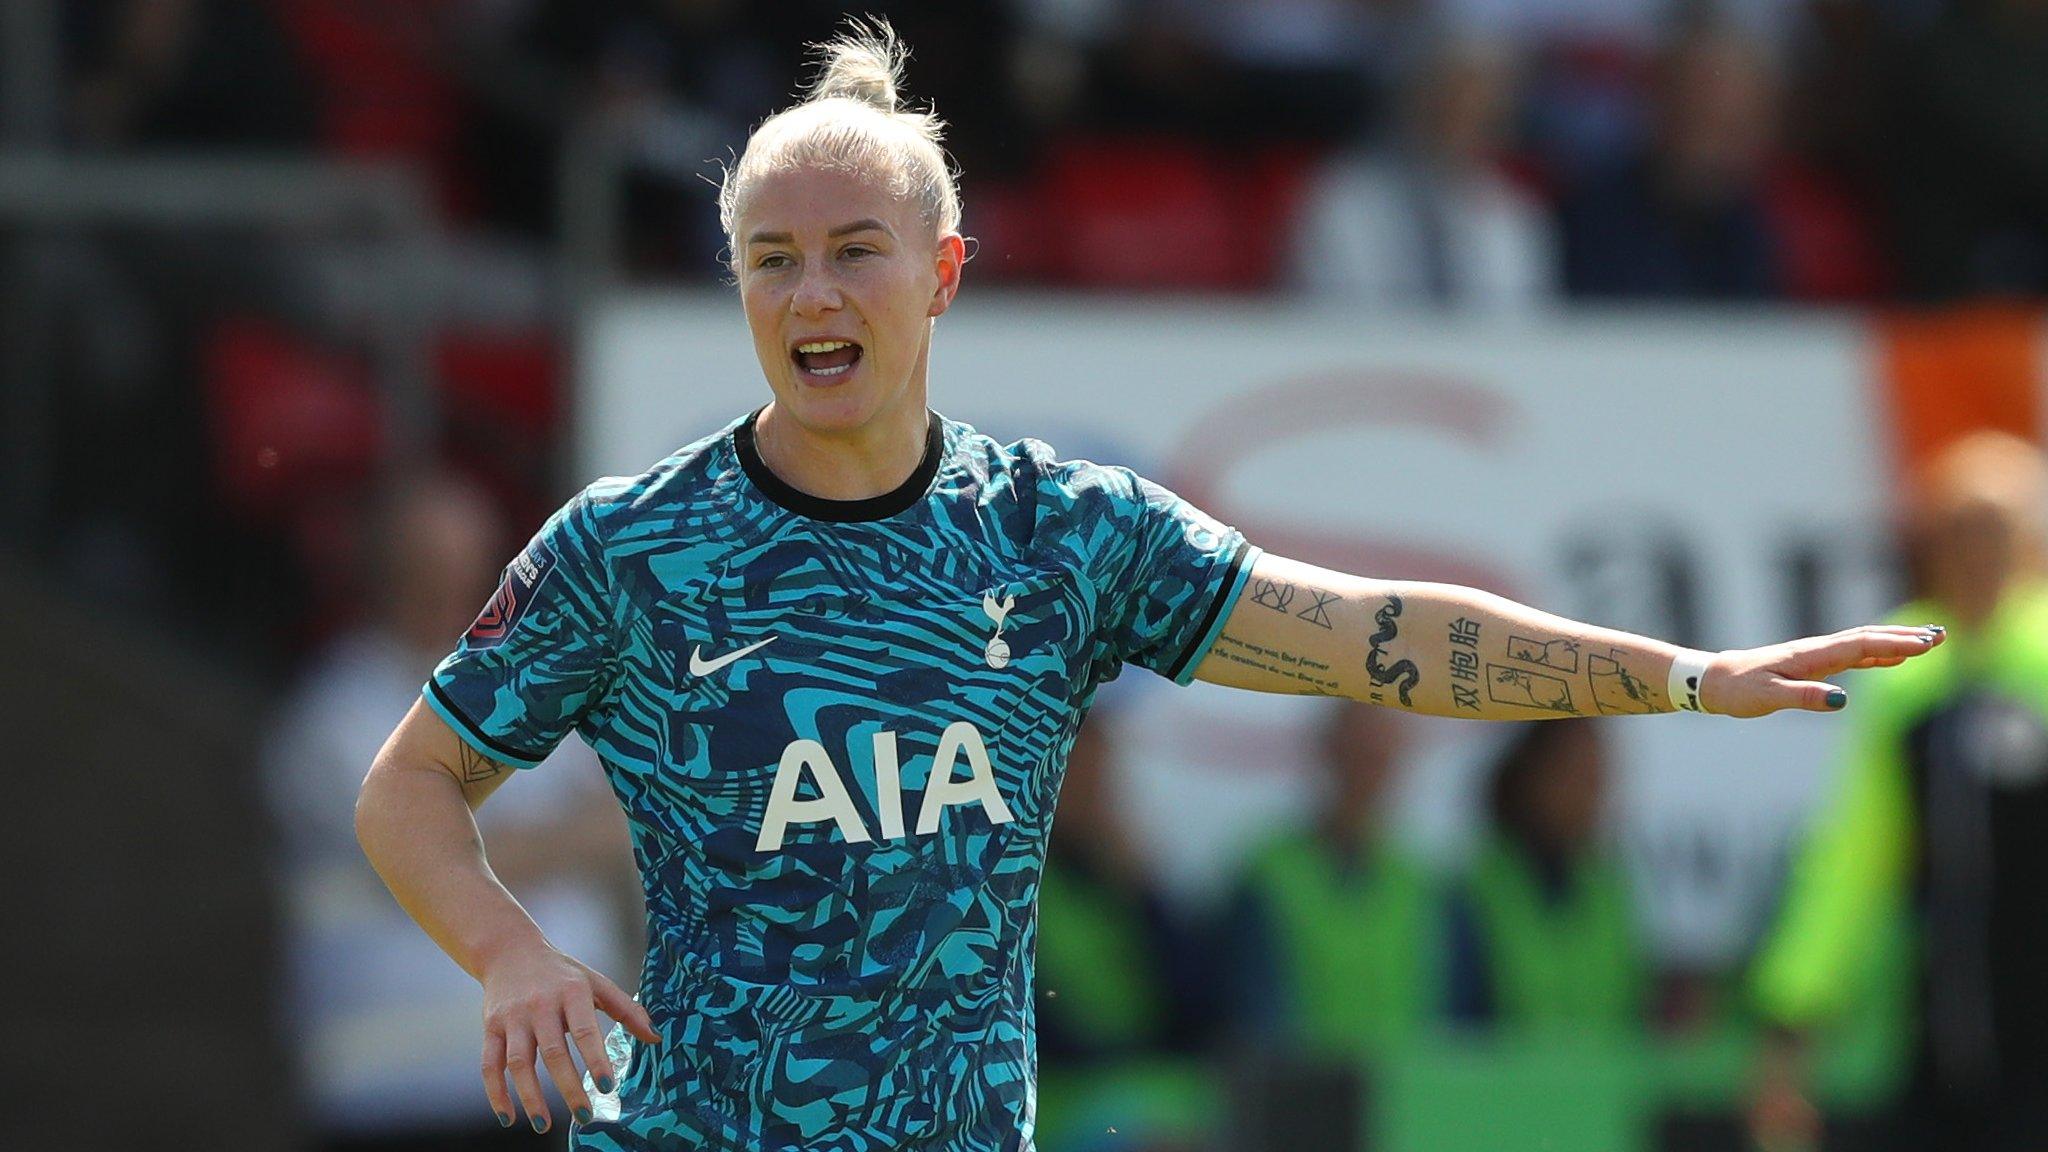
left=1037, top=712, right=1219, bottom=1062
left=1227, top=703, right=1435, bottom=1056
left=1751, top=432, right=2048, bottom=1152
left=1447, top=719, right=1645, bottom=1035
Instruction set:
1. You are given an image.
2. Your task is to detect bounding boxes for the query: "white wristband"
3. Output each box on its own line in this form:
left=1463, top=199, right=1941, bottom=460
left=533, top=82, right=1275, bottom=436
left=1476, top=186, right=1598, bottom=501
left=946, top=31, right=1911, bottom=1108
left=1668, top=649, right=1713, bottom=714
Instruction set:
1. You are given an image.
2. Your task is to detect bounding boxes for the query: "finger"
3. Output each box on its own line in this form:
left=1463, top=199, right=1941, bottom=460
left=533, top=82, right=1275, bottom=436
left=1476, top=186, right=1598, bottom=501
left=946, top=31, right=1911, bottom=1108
left=1772, top=677, right=1848, bottom=713
left=1792, top=629, right=1939, bottom=676
left=481, top=1027, right=514, bottom=1128
left=566, top=995, right=617, bottom=1098
left=506, top=1023, right=552, bottom=1134
left=536, top=1010, right=593, bottom=1126
left=592, top=971, right=661, bottom=1044
left=1846, top=623, right=1943, bottom=637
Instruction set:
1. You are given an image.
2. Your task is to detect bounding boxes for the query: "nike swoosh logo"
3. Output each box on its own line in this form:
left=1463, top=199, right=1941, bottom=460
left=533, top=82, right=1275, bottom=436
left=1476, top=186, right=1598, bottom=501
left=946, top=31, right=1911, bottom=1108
left=689, top=635, right=777, bottom=678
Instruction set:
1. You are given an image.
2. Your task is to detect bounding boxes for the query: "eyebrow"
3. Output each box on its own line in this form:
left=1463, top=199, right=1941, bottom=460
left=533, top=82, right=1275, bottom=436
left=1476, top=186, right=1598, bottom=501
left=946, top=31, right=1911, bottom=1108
left=744, top=219, right=895, bottom=245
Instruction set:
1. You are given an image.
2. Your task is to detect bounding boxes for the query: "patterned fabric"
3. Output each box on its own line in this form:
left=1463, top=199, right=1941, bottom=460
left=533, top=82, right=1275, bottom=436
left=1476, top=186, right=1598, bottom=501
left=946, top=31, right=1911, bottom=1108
left=425, top=409, right=1257, bottom=1151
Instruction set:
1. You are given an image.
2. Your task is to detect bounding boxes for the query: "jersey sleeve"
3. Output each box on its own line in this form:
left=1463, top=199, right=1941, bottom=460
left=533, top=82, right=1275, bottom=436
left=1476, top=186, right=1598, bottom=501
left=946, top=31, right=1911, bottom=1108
left=1086, top=468, right=1259, bottom=686
left=423, top=491, right=621, bottom=769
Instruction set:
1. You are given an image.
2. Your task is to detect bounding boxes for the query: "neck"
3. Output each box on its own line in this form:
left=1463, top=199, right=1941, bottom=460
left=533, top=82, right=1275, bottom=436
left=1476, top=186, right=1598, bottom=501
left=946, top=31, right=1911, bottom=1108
left=754, top=395, right=930, bottom=502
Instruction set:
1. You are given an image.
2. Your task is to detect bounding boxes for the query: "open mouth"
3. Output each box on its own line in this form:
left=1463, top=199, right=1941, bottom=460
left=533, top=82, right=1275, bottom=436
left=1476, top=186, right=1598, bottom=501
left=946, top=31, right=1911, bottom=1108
left=791, top=339, right=864, bottom=379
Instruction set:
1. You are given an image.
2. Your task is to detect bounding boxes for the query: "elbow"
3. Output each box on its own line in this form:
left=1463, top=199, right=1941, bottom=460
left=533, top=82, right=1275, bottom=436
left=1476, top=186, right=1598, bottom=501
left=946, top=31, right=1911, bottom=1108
left=354, top=758, right=408, bottom=861
left=353, top=765, right=384, bottom=859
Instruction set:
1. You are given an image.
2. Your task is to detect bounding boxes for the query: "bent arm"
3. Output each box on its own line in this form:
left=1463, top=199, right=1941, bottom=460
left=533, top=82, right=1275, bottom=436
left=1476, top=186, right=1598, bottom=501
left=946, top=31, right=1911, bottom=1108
left=354, top=698, right=548, bottom=979
left=1193, top=554, right=1941, bottom=718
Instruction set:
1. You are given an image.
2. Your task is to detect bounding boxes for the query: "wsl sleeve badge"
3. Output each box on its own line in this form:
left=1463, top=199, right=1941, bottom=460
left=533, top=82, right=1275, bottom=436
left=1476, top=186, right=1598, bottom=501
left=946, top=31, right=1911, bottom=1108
left=465, top=539, right=559, bottom=650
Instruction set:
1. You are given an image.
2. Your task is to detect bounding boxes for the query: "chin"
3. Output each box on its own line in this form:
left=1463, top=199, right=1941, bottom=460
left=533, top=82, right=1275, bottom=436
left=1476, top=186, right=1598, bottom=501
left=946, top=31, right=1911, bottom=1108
left=777, top=386, right=883, bottom=433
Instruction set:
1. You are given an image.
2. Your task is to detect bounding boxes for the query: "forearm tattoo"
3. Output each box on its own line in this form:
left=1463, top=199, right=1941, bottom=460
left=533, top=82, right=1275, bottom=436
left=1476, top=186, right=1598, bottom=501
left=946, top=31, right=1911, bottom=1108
left=1488, top=664, right=1576, bottom=713
left=1506, top=634, right=1579, bottom=673
left=1586, top=650, right=1657, bottom=714
left=1364, top=595, right=1422, bottom=707
left=1447, top=617, right=1483, bottom=711
left=1481, top=627, right=1662, bottom=717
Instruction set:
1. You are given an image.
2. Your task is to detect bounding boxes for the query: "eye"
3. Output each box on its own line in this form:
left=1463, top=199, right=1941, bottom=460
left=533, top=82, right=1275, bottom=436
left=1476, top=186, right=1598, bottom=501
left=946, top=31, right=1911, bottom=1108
left=840, top=244, right=876, bottom=260
left=755, top=252, right=793, bottom=270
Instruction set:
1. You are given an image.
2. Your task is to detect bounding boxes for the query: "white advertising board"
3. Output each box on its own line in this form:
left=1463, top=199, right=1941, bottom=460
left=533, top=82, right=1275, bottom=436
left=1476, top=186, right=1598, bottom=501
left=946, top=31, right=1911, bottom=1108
left=581, top=291, right=1901, bottom=965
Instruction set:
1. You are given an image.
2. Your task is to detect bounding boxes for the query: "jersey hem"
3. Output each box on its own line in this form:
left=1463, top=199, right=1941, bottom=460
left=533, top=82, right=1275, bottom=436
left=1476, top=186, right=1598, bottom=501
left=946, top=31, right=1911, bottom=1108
left=422, top=680, right=549, bottom=769
left=1167, top=538, right=1260, bottom=685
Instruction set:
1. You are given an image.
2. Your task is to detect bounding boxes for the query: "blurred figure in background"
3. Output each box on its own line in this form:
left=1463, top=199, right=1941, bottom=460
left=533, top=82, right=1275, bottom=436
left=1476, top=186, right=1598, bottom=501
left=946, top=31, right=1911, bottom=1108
left=1559, top=18, right=1784, bottom=299
left=1288, top=33, right=1560, bottom=311
left=66, top=0, right=315, bottom=151
left=1035, top=711, right=1220, bottom=1152
left=1226, top=702, right=1433, bottom=1056
left=266, top=472, right=640, bottom=1152
left=1186, top=0, right=1390, bottom=142
left=1037, top=711, right=1220, bottom=1062
left=1750, top=432, right=2048, bottom=1152
left=1447, top=719, right=1645, bottom=1035
left=1881, top=0, right=2048, bottom=300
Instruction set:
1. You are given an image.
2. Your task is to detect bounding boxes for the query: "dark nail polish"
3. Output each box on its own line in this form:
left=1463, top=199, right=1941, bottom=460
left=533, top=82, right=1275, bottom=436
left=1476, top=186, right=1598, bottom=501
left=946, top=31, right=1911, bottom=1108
left=531, top=1115, right=550, bottom=1134
left=1826, top=689, right=1848, bottom=710
left=596, top=1074, right=616, bottom=1094
left=1930, top=625, right=1946, bottom=634
left=496, top=1112, right=512, bottom=1128
left=575, top=1106, right=594, bottom=1125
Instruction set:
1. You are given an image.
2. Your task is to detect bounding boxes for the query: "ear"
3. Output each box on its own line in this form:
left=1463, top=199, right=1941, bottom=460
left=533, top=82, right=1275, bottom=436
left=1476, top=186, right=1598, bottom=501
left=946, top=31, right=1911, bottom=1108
left=928, top=233, right=967, bottom=318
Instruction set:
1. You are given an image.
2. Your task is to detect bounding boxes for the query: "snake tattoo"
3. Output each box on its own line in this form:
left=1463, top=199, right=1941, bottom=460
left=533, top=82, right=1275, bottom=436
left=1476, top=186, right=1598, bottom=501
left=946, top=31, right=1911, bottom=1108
left=1365, top=595, right=1422, bottom=707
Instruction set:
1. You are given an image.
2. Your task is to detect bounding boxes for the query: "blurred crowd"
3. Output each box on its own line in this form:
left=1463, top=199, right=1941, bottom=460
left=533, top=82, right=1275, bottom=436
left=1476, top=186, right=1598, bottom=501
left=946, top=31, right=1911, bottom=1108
left=44, top=0, right=2048, bottom=300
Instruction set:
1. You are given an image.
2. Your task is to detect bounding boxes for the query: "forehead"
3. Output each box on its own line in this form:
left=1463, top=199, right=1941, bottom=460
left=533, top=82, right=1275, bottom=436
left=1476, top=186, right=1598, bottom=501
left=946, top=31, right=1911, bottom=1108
left=738, top=163, right=924, bottom=239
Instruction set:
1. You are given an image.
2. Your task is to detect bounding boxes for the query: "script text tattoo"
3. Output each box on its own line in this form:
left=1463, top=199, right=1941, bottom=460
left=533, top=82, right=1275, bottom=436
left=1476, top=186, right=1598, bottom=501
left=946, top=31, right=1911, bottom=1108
left=1211, top=634, right=1342, bottom=695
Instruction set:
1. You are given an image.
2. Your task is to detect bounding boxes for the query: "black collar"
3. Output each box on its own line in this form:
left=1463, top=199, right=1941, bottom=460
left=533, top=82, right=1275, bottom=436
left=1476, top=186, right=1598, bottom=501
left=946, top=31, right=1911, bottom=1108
left=734, top=406, right=943, bottom=523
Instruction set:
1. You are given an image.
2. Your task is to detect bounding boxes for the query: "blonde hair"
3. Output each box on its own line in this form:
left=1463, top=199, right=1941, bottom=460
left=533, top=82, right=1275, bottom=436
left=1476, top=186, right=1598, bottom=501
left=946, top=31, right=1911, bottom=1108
left=718, top=18, right=961, bottom=256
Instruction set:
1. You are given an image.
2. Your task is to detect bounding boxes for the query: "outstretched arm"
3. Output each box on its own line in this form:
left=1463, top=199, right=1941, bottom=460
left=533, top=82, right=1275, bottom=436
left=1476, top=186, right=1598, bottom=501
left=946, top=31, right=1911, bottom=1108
left=1192, top=554, right=1942, bottom=718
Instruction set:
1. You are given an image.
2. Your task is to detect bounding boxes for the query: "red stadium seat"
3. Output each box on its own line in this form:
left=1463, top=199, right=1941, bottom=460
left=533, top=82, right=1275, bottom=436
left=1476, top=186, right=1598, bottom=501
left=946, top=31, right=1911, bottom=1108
left=270, top=0, right=473, bottom=218
left=1765, top=159, right=1894, bottom=303
left=1039, top=137, right=1256, bottom=290
left=435, top=330, right=562, bottom=441
left=202, top=316, right=385, bottom=522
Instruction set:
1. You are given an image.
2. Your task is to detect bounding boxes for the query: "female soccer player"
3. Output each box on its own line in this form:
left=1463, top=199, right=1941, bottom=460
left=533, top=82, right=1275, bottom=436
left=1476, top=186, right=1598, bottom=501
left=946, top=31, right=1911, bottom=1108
left=355, top=21, right=1944, bottom=1152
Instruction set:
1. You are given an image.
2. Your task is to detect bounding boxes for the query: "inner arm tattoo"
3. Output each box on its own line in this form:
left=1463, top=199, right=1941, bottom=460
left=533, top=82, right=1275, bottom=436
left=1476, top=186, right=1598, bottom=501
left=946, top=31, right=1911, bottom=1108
left=1365, top=595, right=1422, bottom=707
left=454, top=742, right=514, bottom=785
left=1249, top=576, right=1337, bottom=629
left=1211, top=634, right=1342, bottom=694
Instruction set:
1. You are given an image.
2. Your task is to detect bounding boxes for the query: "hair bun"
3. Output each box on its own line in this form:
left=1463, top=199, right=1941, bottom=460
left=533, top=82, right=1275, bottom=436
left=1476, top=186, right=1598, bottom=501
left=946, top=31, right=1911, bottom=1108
left=805, top=17, right=906, bottom=112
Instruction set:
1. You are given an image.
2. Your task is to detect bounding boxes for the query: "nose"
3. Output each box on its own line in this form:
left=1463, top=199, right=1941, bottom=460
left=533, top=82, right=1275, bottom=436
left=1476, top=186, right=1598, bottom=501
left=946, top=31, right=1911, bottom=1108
left=790, top=261, right=842, bottom=318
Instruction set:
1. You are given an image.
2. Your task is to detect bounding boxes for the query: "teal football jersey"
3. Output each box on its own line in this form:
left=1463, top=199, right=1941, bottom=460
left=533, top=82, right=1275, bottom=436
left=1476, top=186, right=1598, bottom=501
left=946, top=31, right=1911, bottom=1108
left=425, top=408, right=1257, bottom=1151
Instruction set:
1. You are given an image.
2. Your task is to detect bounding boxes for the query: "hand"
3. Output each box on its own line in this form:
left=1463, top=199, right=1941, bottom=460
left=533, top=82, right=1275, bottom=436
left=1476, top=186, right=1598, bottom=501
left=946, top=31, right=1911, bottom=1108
left=1703, top=624, right=1945, bottom=718
left=479, top=943, right=660, bottom=1133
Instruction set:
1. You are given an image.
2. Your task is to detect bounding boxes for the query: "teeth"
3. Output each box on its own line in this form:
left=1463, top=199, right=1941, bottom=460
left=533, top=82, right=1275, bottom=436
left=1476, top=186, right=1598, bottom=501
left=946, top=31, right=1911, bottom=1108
left=795, top=340, right=853, bottom=354
left=808, top=363, right=851, bottom=376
